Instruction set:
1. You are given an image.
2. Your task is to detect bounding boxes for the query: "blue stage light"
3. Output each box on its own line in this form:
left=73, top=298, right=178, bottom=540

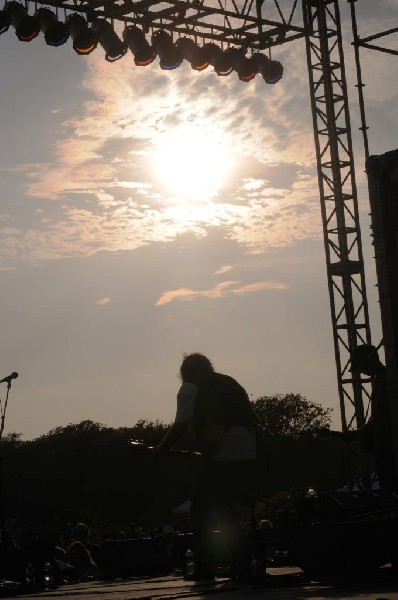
left=151, top=30, right=183, bottom=70
left=37, top=8, right=68, bottom=46
left=252, top=53, right=283, bottom=84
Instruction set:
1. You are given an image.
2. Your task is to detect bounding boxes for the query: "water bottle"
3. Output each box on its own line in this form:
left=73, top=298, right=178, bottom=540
left=44, top=561, right=54, bottom=589
left=25, top=562, right=36, bottom=588
left=185, top=548, right=196, bottom=578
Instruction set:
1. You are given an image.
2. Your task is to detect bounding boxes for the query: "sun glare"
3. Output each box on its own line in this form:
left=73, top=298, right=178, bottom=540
left=152, top=124, right=232, bottom=201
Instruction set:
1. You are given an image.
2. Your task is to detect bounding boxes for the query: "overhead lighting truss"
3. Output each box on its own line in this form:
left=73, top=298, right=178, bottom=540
left=1, top=0, right=306, bottom=51
left=0, top=0, right=295, bottom=81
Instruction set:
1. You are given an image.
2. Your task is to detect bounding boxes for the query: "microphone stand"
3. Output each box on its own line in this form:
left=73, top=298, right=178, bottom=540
left=0, top=378, right=14, bottom=551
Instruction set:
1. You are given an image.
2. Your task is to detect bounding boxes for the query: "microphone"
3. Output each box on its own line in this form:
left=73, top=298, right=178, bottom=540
left=0, top=372, right=18, bottom=384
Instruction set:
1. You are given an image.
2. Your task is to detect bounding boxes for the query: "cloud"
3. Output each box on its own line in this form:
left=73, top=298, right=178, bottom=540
left=95, top=297, right=111, bottom=305
left=0, top=38, right=339, bottom=266
left=215, top=265, right=233, bottom=275
left=231, top=281, right=288, bottom=295
left=155, top=279, right=288, bottom=305
left=0, top=164, right=47, bottom=175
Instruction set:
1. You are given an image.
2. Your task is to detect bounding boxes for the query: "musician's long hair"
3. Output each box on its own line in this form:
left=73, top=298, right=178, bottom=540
left=180, top=353, right=214, bottom=384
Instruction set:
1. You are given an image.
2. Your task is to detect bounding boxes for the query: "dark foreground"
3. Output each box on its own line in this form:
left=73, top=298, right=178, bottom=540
left=6, top=566, right=398, bottom=600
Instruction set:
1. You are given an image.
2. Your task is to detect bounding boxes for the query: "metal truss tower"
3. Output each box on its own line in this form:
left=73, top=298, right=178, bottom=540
left=301, top=0, right=372, bottom=431
left=12, top=0, right=379, bottom=430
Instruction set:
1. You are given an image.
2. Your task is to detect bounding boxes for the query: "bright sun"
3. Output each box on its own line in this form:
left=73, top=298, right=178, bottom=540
left=152, top=124, right=232, bottom=201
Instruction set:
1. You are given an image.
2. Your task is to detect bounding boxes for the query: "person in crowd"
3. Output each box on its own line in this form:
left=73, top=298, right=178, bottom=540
left=52, top=545, right=77, bottom=583
left=348, top=344, right=398, bottom=492
left=71, top=523, right=100, bottom=564
left=158, top=526, right=175, bottom=558
left=152, top=525, right=178, bottom=573
left=67, top=523, right=99, bottom=579
left=157, top=353, right=258, bottom=581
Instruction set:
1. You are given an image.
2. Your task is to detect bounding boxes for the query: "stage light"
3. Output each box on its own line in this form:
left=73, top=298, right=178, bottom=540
left=151, top=30, right=183, bottom=70
left=7, top=1, right=40, bottom=41
left=252, top=53, right=283, bottom=84
left=123, top=25, right=156, bottom=66
left=213, top=47, right=256, bottom=82
left=175, top=38, right=209, bottom=71
left=202, top=44, right=235, bottom=76
left=67, top=14, right=97, bottom=55
left=0, top=7, right=11, bottom=35
left=222, top=47, right=257, bottom=81
left=94, top=19, right=127, bottom=62
left=236, top=59, right=257, bottom=82
left=201, top=42, right=220, bottom=63
left=37, top=8, right=68, bottom=46
left=234, top=54, right=258, bottom=82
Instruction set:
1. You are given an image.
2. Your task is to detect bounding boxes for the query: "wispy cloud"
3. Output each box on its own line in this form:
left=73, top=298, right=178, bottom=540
left=232, top=281, right=288, bottom=295
left=215, top=265, right=233, bottom=275
left=155, top=279, right=288, bottom=306
left=0, top=164, right=47, bottom=174
left=95, top=297, right=111, bottom=305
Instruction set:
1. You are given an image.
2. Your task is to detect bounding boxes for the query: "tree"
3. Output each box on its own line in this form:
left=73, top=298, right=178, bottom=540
left=1, top=431, right=23, bottom=446
left=252, top=393, right=332, bottom=438
left=38, top=419, right=107, bottom=439
left=116, top=419, right=170, bottom=446
left=2, top=418, right=180, bottom=527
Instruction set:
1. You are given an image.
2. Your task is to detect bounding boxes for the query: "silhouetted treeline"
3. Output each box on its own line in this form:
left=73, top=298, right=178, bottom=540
left=0, top=396, right=364, bottom=529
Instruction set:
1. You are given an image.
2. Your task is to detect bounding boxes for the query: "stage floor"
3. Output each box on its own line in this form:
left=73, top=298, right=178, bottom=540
left=8, top=565, right=398, bottom=600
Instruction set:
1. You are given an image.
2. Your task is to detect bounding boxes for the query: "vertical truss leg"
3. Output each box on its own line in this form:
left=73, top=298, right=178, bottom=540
left=302, top=0, right=372, bottom=430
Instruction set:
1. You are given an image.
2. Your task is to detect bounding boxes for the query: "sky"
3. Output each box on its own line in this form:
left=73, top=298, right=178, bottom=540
left=0, top=0, right=397, bottom=440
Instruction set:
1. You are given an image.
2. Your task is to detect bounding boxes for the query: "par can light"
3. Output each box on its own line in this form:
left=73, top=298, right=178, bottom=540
left=235, top=54, right=257, bottom=82
left=123, top=26, right=156, bottom=66
left=175, top=38, right=209, bottom=71
left=252, top=53, right=283, bottom=84
left=219, top=47, right=256, bottom=81
left=0, top=7, right=11, bottom=35
left=95, top=19, right=127, bottom=62
left=151, top=30, right=183, bottom=70
left=213, top=47, right=237, bottom=76
left=67, top=14, right=97, bottom=55
left=7, top=1, right=40, bottom=41
left=202, top=44, right=235, bottom=76
left=37, top=8, right=68, bottom=46
left=201, top=42, right=220, bottom=63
